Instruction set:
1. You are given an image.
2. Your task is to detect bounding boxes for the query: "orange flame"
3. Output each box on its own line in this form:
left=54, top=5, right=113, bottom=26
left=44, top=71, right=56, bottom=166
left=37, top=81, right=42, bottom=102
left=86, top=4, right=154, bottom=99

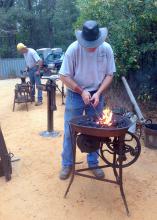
left=98, top=108, right=113, bottom=126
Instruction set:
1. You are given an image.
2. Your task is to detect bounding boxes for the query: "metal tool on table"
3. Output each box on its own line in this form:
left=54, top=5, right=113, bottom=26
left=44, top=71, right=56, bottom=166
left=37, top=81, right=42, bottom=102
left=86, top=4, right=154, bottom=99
left=42, top=75, right=65, bottom=105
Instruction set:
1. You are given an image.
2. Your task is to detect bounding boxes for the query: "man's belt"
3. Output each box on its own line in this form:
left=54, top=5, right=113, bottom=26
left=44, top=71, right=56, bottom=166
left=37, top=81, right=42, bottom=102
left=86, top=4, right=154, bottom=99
left=28, top=65, right=39, bottom=71
left=89, top=90, right=98, bottom=96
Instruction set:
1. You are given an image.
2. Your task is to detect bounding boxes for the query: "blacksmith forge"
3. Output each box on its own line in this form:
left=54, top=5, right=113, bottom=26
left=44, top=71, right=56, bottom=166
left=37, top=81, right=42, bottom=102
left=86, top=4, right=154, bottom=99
left=64, top=114, right=141, bottom=216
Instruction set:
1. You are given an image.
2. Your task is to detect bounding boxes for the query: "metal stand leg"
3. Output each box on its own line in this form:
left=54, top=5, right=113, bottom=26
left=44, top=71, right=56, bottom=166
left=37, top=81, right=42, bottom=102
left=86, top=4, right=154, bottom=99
left=63, top=131, right=132, bottom=216
left=118, top=137, right=130, bottom=216
left=55, top=82, right=65, bottom=105
left=61, top=83, right=65, bottom=105
left=13, top=100, right=15, bottom=112
left=39, top=80, right=60, bottom=138
left=112, top=152, right=118, bottom=181
left=64, top=132, right=77, bottom=198
left=25, top=101, right=28, bottom=111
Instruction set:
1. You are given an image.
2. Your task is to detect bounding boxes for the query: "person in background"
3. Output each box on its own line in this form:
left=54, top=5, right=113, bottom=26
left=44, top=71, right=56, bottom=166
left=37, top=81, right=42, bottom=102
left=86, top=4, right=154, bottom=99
left=59, top=20, right=116, bottom=180
left=17, top=43, right=43, bottom=106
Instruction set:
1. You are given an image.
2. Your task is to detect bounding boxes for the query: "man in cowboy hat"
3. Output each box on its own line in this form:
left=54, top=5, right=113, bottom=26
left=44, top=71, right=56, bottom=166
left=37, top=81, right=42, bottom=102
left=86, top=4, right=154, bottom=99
left=17, top=43, right=43, bottom=106
left=59, top=20, right=116, bottom=180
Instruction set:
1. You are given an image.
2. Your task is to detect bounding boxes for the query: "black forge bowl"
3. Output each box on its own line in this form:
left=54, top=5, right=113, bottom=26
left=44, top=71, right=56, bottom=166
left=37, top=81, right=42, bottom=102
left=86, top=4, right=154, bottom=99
left=70, top=115, right=132, bottom=138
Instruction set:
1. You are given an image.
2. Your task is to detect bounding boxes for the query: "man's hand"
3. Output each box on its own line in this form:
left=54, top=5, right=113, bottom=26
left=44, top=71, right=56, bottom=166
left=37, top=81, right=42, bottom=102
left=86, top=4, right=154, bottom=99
left=90, top=75, right=113, bottom=107
left=81, top=90, right=91, bottom=105
left=24, top=67, right=29, bottom=72
left=90, top=92, right=100, bottom=107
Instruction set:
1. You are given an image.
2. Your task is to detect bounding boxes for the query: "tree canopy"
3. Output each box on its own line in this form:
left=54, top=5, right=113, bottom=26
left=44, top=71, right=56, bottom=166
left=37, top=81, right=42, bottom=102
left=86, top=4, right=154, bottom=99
left=76, top=0, right=157, bottom=101
left=0, top=0, right=78, bottom=57
left=0, top=0, right=156, bottom=100
left=76, top=0, right=157, bottom=76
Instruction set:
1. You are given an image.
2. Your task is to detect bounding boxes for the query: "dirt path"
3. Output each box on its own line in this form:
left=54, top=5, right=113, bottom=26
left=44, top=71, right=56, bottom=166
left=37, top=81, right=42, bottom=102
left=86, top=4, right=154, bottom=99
left=0, top=79, right=157, bottom=220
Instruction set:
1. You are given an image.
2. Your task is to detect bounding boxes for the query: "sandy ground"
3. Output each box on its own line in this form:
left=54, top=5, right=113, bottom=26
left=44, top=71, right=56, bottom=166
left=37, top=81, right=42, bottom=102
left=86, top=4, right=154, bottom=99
left=0, top=78, right=157, bottom=220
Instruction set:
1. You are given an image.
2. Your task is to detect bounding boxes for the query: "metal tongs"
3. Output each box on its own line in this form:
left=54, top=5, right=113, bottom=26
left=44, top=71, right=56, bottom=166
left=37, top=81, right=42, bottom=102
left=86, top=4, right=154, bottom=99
left=89, top=101, right=106, bottom=127
left=89, top=101, right=102, bottom=119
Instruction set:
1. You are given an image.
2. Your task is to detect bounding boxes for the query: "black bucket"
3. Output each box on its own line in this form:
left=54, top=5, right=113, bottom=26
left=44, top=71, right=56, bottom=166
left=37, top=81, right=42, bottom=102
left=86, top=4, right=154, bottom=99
left=144, top=124, right=157, bottom=149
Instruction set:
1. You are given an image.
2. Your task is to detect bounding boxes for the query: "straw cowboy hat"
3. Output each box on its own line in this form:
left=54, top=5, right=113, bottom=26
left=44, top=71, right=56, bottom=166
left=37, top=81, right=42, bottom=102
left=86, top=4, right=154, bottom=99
left=17, top=43, right=27, bottom=51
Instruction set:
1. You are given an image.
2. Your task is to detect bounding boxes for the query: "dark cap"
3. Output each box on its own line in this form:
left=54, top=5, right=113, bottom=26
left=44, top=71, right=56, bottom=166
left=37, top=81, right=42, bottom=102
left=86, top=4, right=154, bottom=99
left=75, top=20, right=108, bottom=48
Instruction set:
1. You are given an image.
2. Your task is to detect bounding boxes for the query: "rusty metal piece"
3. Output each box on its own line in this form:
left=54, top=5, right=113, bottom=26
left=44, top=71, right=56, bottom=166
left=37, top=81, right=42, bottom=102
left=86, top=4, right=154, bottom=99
left=13, top=81, right=33, bottom=112
left=0, top=127, right=12, bottom=181
left=144, top=124, right=157, bottom=149
left=100, top=132, right=141, bottom=168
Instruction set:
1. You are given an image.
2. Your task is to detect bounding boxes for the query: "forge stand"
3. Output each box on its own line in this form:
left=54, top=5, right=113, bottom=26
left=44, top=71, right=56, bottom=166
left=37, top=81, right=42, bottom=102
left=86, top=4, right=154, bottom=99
left=64, top=123, right=141, bottom=216
left=13, top=71, right=33, bottom=112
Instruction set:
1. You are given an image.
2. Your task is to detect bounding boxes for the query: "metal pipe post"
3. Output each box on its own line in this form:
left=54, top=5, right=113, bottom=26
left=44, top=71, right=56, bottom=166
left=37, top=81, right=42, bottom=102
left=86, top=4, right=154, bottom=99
left=121, top=76, right=145, bottom=123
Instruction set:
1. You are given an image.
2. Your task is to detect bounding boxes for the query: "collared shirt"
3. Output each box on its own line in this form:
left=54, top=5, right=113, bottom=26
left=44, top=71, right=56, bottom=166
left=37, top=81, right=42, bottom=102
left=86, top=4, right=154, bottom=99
left=59, top=41, right=116, bottom=91
left=24, top=48, right=41, bottom=69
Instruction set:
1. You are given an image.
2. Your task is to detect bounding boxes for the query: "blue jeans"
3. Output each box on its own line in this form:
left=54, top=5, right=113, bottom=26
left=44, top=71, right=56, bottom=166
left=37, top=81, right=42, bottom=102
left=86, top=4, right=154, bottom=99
left=62, top=89, right=104, bottom=168
left=28, top=67, right=42, bottom=102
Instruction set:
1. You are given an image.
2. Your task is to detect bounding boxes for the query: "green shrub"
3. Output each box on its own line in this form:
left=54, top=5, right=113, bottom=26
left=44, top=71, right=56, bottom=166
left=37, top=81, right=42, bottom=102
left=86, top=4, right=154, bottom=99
left=76, top=0, right=157, bottom=75
left=76, top=0, right=157, bottom=100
